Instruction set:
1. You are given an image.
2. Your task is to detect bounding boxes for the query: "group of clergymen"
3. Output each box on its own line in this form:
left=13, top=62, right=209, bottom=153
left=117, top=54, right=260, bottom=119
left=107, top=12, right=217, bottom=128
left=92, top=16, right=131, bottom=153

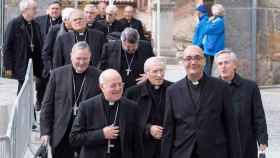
left=3, top=0, right=268, bottom=158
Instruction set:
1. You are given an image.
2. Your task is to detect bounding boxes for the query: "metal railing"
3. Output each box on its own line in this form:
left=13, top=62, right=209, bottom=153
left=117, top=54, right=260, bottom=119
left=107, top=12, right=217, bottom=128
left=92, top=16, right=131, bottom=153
left=0, top=59, right=34, bottom=158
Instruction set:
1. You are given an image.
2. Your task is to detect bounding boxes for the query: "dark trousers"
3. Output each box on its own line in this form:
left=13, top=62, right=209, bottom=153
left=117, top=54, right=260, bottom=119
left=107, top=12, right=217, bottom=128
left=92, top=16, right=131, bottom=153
left=204, top=54, right=214, bottom=76
left=52, top=116, right=79, bottom=158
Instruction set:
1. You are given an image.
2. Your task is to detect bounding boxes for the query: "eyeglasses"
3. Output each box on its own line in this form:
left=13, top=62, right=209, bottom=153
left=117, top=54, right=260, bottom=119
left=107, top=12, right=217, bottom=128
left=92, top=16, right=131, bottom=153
left=183, top=55, right=203, bottom=62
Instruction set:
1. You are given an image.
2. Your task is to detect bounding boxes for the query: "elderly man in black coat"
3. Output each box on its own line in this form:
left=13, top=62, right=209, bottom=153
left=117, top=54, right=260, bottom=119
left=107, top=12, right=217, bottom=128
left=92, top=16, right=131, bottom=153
left=40, top=42, right=101, bottom=158
left=3, top=0, right=44, bottom=104
left=119, top=5, right=146, bottom=40
left=70, top=69, right=141, bottom=158
left=53, top=9, right=106, bottom=68
left=215, top=49, right=268, bottom=158
left=41, top=7, right=74, bottom=78
left=35, top=0, right=62, bottom=41
left=161, top=45, right=241, bottom=158
left=99, top=28, right=154, bottom=90
left=125, top=57, right=172, bottom=158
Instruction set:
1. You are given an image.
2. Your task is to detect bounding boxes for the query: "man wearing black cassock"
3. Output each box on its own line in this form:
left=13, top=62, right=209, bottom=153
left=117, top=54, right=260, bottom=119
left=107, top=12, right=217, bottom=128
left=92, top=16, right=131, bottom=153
left=41, top=7, right=74, bottom=80
left=125, top=57, right=172, bottom=158
left=99, top=28, right=154, bottom=90
left=119, top=5, right=146, bottom=40
left=96, top=5, right=124, bottom=36
left=3, top=0, right=44, bottom=104
left=83, top=4, right=107, bottom=33
left=70, top=69, right=141, bottom=158
left=53, top=9, right=106, bottom=68
left=215, top=49, right=268, bottom=158
left=161, top=45, right=241, bottom=158
left=40, top=42, right=101, bottom=158
left=35, top=0, right=62, bottom=41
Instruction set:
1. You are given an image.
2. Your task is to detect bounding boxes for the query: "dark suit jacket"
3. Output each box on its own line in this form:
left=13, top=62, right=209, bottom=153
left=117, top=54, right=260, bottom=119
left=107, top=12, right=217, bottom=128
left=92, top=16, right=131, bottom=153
left=229, top=74, right=268, bottom=158
left=69, top=95, right=141, bottom=158
left=119, top=18, right=146, bottom=40
left=3, top=15, right=43, bottom=80
left=99, top=40, right=154, bottom=73
left=53, top=29, right=106, bottom=68
left=41, top=23, right=70, bottom=78
left=40, top=65, right=101, bottom=148
left=35, top=15, right=62, bottom=40
left=125, top=80, right=172, bottom=158
left=161, top=75, right=241, bottom=158
left=96, top=20, right=124, bottom=35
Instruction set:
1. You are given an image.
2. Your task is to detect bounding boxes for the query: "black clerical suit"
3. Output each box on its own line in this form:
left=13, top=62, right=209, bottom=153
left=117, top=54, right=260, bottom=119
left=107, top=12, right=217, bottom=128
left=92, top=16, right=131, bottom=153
left=119, top=18, right=146, bottom=40
left=161, top=75, right=241, bottom=158
left=3, top=15, right=44, bottom=100
left=96, top=20, right=124, bottom=35
left=95, top=14, right=106, bottom=22
left=53, top=28, right=106, bottom=68
left=87, top=21, right=107, bottom=34
left=41, top=23, right=69, bottom=78
left=228, top=74, right=268, bottom=158
left=125, top=80, right=172, bottom=158
left=69, top=95, right=141, bottom=158
left=40, top=65, right=101, bottom=158
left=35, top=15, right=62, bottom=40
left=99, top=40, right=154, bottom=89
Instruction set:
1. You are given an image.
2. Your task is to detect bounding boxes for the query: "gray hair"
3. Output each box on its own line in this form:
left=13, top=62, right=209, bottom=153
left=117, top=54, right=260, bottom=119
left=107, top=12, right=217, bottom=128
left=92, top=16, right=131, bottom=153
left=62, top=8, right=75, bottom=21
left=99, top=69, right=120, bottom=85
left=84, top=4, right=96, bottom=12
left=214, top=48, right=238, bottom=63
left=106, top=5, right=118, bottom=14
left=212, top=4, right=225, bottom=16
left=19, top=0, right=35, bottom=12
left=144, top=57, right=166, bottom=73
left=121, top=28, right=140, bottom=44
left=71, top=41, right=90, bottom=54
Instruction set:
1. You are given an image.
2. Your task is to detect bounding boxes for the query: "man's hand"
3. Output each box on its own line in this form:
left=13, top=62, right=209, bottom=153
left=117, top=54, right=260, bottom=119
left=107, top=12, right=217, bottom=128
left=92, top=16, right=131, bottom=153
left=259, top=144, right=268, bottom=151
left=5, top=70, right=12, bottom=78
left=103, top=126, right=119, bottom=139
left=150, top=125, right=164, bottom=140
left=40, top=135, right=49, bottom=145
left=136, top=73, right=147, bottom=85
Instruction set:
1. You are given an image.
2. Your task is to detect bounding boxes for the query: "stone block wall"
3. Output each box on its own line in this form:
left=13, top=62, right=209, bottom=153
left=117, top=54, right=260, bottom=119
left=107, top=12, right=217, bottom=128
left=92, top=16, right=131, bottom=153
left=256, top=0, right=280, bottom=85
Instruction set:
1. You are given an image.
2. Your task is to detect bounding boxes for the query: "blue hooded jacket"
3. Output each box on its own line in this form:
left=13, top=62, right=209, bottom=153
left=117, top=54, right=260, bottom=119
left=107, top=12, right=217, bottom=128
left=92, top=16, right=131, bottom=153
left=192, top=14, right=209, bottom=47
left=203, top=16, right=225, bottom=56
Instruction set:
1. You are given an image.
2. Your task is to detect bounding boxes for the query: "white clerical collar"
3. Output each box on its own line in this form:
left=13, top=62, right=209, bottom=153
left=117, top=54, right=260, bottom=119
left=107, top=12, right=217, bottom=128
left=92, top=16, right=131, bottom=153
left=108, top=101, right=115, bottom=106
left=154, top=85, right=160, bottom=90
left=191, top=80, right=199, bottom=85
left=79, top=32, right=85, bottom=36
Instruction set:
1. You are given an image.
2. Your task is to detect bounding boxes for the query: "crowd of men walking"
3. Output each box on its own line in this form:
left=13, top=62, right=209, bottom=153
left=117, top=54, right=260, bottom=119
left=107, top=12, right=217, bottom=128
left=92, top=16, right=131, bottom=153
left=2, top=0, right=268, bottom=158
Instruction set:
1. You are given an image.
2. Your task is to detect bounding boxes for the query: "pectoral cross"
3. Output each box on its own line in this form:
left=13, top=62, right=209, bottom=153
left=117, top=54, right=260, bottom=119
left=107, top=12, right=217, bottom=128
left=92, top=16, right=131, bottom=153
left=73, top=103, right=78, bottom=116
left=30, top=43, right=34, bottom=52
left=125, top=68, right=132, bottom=76
left=107, top=139, right=115, bottom=154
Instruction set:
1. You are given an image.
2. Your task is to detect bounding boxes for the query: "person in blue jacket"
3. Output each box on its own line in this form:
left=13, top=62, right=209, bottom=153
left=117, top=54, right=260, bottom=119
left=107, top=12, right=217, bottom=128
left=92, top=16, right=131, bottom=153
left=202, top=4, right=225, bottom=75
left=192, top=4, right=208, bottom=48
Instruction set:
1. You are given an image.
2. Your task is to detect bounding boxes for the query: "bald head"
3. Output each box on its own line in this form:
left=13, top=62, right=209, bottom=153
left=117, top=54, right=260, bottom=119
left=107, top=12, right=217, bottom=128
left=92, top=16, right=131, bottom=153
left=99, top=69, right=123, bottom=102
left=124, top=5, right=134, bottom=20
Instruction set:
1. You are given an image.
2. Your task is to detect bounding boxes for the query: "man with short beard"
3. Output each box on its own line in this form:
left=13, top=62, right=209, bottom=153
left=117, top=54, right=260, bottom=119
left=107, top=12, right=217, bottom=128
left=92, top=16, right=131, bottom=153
left=40, top=42, right=101, bottom=158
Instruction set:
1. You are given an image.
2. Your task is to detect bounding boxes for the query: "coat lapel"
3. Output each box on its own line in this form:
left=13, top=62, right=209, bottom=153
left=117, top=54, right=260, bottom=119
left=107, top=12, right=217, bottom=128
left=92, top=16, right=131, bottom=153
left=66, top=66, right=74, bottom=108
left=97, top=95, right=108, bottom=126
left=139, top=83, right=153, bottom=126
left=179, top=78, right=197, bottom=112
left=115, top=41, right=122, bottom=71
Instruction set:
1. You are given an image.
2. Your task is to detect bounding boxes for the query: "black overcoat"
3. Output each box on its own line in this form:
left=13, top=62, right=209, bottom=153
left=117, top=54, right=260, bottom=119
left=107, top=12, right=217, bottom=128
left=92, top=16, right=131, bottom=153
left=40, top=65, right=101, bottom=148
